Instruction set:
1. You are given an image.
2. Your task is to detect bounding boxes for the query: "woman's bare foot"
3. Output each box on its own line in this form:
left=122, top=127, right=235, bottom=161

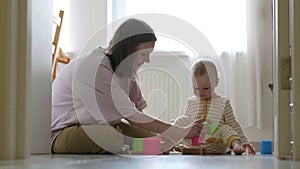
left=231, top=140, right=246, bottom=155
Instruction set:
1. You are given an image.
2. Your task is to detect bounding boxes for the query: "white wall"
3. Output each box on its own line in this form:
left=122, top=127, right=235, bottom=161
left=53, top=0, right=108, bottom=74
left=29, top=0, right=108, bottom=155
left=53, top=0, right=108, bottom=57
left=30, top=0, right=52, bottom=154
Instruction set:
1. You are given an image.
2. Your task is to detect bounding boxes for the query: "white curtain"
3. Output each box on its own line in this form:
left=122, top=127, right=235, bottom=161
left=111, top=0, right=272, bottom=129
left=219, top=0, right=272, bottom=129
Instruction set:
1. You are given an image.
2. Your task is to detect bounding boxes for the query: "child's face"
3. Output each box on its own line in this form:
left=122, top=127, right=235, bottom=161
left=193, top=72, right=218, bottom=100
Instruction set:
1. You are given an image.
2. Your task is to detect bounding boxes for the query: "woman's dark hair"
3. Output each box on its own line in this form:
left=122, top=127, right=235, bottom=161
left=104, top=19, right=157, bottom=77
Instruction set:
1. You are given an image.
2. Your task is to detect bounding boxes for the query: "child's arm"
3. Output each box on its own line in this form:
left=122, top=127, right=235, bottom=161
left=224, top=100, right=255, bottom=155
left=223, top=99, right=256, bottom=155
left=223, top=99, right=249, bottom=144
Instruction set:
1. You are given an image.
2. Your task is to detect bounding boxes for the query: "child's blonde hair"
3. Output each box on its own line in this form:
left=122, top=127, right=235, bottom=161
left=191, top=59, right=219, bottom=83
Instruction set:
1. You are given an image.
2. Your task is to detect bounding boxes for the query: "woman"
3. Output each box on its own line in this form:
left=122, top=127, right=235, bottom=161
left=51, top=18, right=203, bottom=154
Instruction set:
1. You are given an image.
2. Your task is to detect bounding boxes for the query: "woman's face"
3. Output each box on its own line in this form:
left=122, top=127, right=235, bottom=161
left=132, top=41, right=155, bottom=72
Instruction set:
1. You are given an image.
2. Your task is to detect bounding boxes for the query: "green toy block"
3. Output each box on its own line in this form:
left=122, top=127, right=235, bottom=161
left=132, top=138, right=144, bottom=151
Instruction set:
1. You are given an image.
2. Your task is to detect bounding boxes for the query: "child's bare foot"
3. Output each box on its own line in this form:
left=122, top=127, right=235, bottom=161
left=231, top=140, right=246, bottom=155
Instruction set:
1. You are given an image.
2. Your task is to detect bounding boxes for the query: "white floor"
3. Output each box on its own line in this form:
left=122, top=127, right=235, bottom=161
left=0, top=154, right=299, bottom=169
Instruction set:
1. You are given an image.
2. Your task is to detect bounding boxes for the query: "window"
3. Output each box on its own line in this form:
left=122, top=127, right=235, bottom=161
left=111, top=0, right=247, bottom=54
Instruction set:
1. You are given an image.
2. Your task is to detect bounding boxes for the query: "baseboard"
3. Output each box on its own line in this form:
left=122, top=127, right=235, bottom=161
left=250, top=141, right=274, bottom=152
left=250, top=142, right=260, bottom=152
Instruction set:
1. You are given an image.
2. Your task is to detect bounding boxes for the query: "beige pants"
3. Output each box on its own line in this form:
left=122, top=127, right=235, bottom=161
left=52, top=121, right=155, bottom=154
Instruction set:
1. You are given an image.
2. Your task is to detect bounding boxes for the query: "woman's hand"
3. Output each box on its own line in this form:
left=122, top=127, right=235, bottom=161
left=159, top=118, right=204, bottom=152
left=183, top=118, right=205, bottom=139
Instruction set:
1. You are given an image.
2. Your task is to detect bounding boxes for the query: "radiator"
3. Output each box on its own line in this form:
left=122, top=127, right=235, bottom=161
left=137, top=67, right=193, bottom=123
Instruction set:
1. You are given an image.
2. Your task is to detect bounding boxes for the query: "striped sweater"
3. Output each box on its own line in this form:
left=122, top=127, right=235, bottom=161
left=174, top=94, right=249, bottom=145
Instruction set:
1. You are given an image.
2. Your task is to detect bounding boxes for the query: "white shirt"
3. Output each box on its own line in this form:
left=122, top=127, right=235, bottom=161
left=51, top=47, right=147, bottom=142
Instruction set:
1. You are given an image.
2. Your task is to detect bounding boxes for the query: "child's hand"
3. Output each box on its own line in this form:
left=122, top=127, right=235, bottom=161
left=232, top=140, right=246, bottom=155
left=233, top=144, right=246, bottom=155
left=243, top=144, right=256, bottom=155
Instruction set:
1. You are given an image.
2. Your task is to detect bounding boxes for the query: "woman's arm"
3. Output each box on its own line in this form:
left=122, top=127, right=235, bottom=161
left=126, top=112, right=203, bottom=139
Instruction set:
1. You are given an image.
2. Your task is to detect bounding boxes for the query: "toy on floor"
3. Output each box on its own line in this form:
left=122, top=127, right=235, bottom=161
left=131, top=138, right=161, bottom=155
left=182, top=147, right=204, bottom=155
left=192, top=119, right=219, bottom=146
left=260, top=140, right=272, bottom=154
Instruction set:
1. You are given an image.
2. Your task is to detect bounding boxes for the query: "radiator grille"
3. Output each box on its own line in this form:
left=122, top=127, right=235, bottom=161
left=137, top=68, right=193, bottom=122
